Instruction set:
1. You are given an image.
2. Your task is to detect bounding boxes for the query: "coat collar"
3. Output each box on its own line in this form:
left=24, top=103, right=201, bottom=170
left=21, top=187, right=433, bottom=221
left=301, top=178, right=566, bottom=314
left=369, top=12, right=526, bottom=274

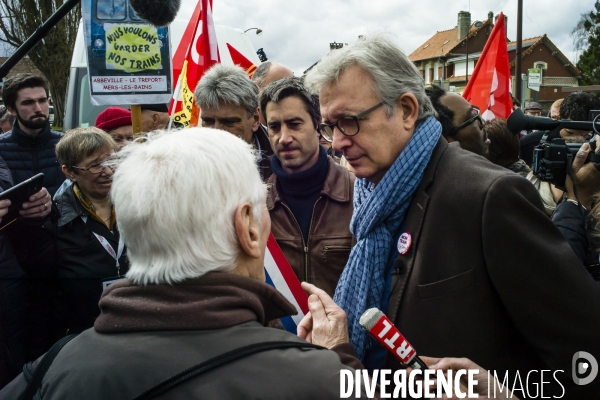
left=94, top=272, right=298, bottom=333
left=55, top=184, right=89, bottom=227
left=266, top=156, right=352, bottom=210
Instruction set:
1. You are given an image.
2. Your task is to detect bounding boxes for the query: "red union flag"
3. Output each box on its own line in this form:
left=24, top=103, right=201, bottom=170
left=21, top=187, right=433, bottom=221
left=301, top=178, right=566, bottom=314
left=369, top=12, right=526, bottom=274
left=170, top=0, right=220, bottom=124
left=462, top=12, right=513, bottom=120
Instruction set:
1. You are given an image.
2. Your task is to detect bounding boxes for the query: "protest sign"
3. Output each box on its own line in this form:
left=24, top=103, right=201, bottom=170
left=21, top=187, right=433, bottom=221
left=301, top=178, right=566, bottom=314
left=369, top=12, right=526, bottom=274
left=81, top=0, right=173, bottom=106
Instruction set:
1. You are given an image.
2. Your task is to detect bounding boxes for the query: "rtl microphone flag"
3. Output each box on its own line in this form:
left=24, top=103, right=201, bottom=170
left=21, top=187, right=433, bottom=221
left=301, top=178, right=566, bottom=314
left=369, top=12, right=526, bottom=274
left=169, top=0, right=220, bottom=127
left=359, top=308, right=427, bottom=370
left=264, top=234, right=308, bottom=334
left=462, top=12, right=513, bottom=121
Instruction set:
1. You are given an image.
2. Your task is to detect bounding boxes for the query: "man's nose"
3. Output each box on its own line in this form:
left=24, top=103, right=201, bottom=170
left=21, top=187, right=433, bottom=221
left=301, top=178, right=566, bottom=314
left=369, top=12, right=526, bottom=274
left=332, top=128, right=351, bottom=153
left=279, top=126, right=294, bottom=144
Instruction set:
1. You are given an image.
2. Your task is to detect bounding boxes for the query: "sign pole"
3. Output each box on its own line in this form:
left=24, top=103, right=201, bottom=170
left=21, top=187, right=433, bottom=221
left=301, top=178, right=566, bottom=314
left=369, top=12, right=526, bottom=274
left=131, top=104, right=143, bottom=137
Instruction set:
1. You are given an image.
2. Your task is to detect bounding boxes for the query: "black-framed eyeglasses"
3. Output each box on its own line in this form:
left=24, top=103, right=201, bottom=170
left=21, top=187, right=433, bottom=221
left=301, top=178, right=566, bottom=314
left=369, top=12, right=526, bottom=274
left=317, top=102, right=384, bottom=142
left=71, top=162, right=113, bottom=175
left=447, top=106, right=484, bottom=136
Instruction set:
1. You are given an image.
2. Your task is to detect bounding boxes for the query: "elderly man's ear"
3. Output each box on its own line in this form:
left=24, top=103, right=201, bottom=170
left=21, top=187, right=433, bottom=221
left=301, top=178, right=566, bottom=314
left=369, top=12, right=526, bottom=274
left=397, top=93, right=419, bottom=131
left=234, top=203, right=261, bottom=259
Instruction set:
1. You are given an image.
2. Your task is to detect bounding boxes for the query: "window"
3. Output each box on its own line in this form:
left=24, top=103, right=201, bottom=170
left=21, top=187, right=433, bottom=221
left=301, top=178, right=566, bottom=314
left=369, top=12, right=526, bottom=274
left=97, top=0, right=127, bottom=20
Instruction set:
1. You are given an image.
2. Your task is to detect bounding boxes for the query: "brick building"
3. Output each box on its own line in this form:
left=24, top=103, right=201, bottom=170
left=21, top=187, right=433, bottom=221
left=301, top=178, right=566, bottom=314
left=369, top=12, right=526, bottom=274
left=507, top=35, right=579, bottom=108
left=408, top=11, right=579, bottom=111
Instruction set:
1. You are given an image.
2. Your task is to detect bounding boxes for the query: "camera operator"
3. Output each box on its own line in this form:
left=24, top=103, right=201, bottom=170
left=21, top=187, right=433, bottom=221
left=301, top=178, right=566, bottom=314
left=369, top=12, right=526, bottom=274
left=558, top=92, right=600, bottom=143
left=552, top=136, right=600, bottom=276
left=548, top=92, right=600, bottom=277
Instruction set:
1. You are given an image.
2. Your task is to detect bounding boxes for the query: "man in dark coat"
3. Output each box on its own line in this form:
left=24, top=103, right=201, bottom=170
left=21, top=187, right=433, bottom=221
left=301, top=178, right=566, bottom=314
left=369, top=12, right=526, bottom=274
left=304, top=33, right=600, bottom=398
left=0, top=73, right=65, bottom=196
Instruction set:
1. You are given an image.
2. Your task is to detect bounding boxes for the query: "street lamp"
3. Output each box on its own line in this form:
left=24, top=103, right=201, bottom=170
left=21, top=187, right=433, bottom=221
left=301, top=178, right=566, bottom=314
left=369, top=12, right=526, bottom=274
left=244, top=28, right=263, bottom=36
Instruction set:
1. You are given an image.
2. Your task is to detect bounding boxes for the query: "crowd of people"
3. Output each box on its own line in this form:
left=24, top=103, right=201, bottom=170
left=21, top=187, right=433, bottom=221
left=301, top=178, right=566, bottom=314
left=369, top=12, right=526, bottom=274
left=0, top=32, right=599, bottom=399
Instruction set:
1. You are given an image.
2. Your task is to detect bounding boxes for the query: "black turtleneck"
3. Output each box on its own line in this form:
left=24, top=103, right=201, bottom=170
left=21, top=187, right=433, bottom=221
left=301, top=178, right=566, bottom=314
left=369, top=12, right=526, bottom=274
left=271, top=146, right=329, bottom=243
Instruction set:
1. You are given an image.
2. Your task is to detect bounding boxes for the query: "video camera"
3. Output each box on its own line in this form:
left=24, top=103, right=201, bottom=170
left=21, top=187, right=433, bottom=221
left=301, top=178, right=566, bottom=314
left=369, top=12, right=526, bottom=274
left=507, top=108, right=600, bottom=189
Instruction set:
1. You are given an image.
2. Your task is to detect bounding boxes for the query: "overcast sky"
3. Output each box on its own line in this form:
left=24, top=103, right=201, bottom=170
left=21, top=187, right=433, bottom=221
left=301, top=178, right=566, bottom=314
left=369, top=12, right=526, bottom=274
left=204, top=0, right=594, bottom=76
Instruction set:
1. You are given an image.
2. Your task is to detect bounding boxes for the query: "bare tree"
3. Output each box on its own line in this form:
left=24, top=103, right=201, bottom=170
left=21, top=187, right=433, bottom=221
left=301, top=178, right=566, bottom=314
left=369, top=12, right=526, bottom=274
left=0, top=0, right=81, bottom=128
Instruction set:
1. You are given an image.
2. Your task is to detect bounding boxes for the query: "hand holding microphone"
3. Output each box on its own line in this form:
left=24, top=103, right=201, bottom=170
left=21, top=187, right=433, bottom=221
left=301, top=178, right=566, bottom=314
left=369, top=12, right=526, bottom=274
left=359, top=307, right=428, bottom=370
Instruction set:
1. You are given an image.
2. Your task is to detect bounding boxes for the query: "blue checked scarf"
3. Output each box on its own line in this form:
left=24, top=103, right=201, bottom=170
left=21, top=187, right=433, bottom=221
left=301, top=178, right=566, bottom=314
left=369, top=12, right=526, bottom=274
left=333, top=116, right=441, bottom=360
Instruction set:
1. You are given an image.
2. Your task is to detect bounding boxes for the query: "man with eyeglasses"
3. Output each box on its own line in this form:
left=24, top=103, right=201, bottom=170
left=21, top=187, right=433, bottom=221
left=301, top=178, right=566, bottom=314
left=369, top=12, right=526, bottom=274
left=425, top=85, right=490, bottom=157
left=259, top=77, right=354, bottom=297
left=300, top=33, right=600, bottom=398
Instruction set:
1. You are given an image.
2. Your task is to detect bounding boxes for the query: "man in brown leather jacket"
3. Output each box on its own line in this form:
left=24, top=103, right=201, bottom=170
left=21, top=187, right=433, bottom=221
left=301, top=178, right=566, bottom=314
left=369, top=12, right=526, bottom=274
left=260, top=77, right=354, bottom=297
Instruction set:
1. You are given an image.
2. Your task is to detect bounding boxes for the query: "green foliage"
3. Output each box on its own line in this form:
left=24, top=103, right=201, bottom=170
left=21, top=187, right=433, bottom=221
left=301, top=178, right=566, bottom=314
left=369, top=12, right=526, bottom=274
left=575, top=1, right=600, bottom=85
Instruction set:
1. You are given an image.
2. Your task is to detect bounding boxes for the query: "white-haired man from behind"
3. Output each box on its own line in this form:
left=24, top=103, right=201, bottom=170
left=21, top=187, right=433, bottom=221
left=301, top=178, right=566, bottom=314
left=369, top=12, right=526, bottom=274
left=0, top=128, right=370, bottom=400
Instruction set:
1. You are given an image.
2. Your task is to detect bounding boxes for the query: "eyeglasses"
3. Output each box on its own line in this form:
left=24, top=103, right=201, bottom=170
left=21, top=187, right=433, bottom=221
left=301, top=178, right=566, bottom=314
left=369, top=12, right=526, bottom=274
left=447, top=106, right=484, bottom=136
left=317, top=102, right=384, bottom=142
left=71, top=162, right=114, bottom=174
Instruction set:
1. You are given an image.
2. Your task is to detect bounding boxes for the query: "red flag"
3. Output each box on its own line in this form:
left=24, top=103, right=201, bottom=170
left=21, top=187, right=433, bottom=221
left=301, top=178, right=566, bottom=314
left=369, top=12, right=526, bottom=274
left=227, top=43, right=257, bottom=78
left=170, top=0, right=220, bottom=117
left=462, top=12, right=513, bottom=120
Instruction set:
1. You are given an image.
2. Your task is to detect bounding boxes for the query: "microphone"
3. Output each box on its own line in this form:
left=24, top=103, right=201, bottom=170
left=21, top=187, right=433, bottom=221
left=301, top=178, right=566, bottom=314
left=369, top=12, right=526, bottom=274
left=359, top=308, right=428, bottom=370
left=129, top=0, right=181, bottom=27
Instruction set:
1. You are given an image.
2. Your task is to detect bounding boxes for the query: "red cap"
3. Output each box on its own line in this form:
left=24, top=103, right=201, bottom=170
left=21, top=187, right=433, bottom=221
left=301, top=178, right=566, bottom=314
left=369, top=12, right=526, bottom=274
left=95, top=107, right=132, bottom=131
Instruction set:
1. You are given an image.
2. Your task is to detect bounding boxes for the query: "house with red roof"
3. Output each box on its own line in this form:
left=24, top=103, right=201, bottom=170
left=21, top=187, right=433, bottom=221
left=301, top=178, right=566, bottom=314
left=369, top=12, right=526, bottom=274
left=408, top=11, right=580, bottom=110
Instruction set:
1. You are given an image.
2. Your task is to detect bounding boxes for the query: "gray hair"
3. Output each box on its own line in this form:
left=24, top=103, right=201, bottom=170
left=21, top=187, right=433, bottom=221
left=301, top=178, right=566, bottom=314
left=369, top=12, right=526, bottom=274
left=111, top=128, right=265, bottom=285
left=0, top=107, right=14, bottom=124
left=304, top=33, right=436, bottom=121
left=259, top=77, right=321, bottom=129
left=251, top=61, right=272, bottom=87
left=194, top=64, right=259, bottom=118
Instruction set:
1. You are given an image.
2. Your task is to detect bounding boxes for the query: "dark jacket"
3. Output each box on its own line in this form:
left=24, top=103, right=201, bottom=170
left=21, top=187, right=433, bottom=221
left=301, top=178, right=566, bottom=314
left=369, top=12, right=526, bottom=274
left=0, top=273, right=366, bottom=399
left=0, top=122, right=65, bottom=196
left=552, top=200, right=600, bottom=276
left=0, top=161, right=55, bottom=387
left=0, top=169, right=26, bottom=388
left=255, top=124, right=274, bottom=180
left=267, top=156, right=355, bottom=296
left=53, top=185, right=129, bottom=337
left=385, top=138, right=600, bottom=398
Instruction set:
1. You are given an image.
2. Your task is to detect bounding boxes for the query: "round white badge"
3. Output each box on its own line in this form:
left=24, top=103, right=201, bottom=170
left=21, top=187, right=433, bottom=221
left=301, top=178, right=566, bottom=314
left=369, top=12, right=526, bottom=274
left=397, top=232, right=412, bottom=255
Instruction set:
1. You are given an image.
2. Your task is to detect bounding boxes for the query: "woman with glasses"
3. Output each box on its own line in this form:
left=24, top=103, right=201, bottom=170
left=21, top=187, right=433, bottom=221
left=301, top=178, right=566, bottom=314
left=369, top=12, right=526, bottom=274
left=52, top=127, right=129, bottom=338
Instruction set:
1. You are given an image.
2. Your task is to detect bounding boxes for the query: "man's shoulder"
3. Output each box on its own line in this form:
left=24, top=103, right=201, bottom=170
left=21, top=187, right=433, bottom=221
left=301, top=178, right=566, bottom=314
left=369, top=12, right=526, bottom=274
left=428, top=143, right=540, bottom=207
left=0, top=131, right=14, bottom=143
left=436, top=143, right=512, bottom=184
left=49, top=129, right=64, bottom=141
